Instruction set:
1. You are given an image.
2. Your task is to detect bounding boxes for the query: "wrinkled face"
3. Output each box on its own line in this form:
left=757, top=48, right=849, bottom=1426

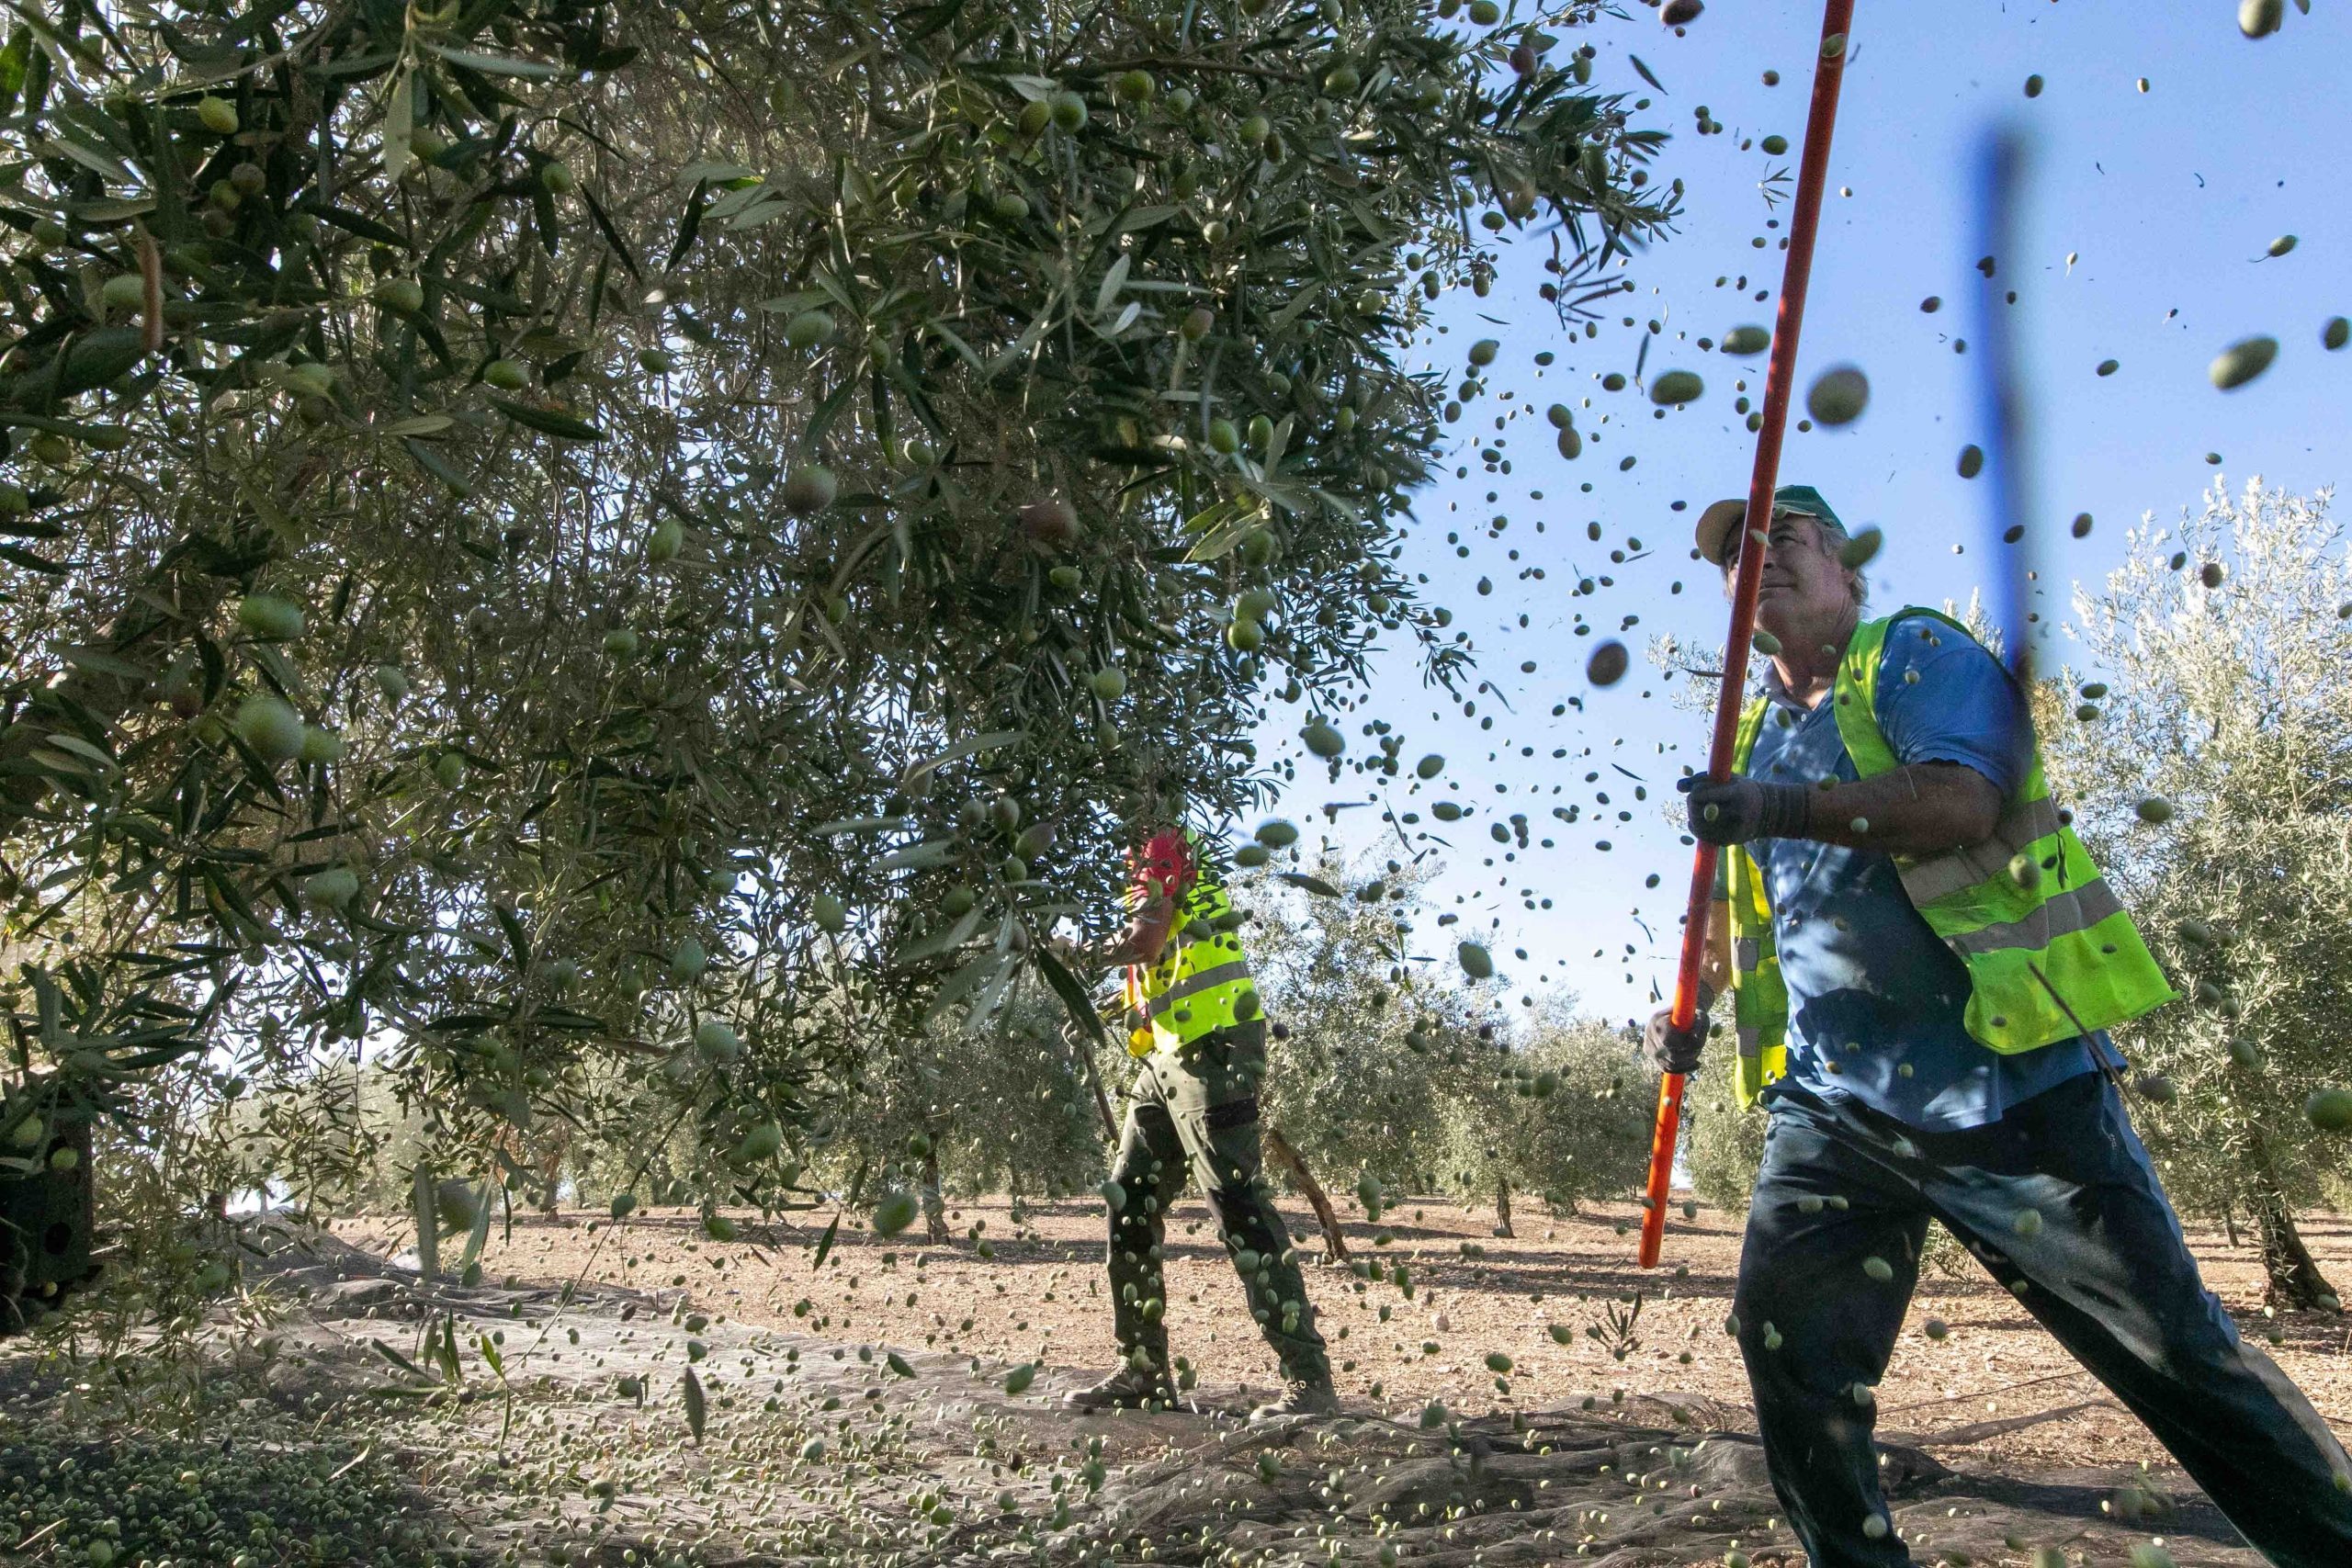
left=1721, top=510, right=1855, bottom=631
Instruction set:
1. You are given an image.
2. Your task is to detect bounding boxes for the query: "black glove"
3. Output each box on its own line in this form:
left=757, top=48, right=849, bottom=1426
left=1645, top=982, right=1716, bottom=1075
left=1679, top=773, right=1814, bottom=846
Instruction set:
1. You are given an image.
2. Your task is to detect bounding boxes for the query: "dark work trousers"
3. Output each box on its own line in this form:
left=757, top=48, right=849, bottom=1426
left=1103, top=1020, right=1329, bottom=1387
left=1734, top=1069, right=2352, bottom=1567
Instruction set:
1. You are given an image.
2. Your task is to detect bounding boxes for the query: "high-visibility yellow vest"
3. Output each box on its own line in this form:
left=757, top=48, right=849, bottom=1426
left=1121, top=874, right=1262, bottom=1057
left=1724, top=607, right=2176, bottom=1111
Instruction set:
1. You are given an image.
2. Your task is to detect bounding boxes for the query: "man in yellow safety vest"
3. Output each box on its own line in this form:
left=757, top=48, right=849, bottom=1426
left=1060, top=822, right=1336, bottom=1422
left=1645, top=485, right=2352, bottom=1567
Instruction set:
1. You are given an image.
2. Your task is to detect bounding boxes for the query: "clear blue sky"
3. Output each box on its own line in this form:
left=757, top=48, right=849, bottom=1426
left=1251, top=1, right=2351, bottom=1032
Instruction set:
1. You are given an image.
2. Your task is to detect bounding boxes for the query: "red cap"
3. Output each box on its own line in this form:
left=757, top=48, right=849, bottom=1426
left=1129, top=828, right=1193, bottom=902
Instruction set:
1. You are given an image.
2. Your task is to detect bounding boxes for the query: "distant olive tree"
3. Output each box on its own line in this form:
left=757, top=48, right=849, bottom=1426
left=2043, top=479, right=2352, bottom=1308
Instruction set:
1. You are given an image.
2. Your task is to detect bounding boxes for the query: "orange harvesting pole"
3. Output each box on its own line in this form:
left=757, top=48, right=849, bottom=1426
left=1639, top=0, right=1859, bottom=1269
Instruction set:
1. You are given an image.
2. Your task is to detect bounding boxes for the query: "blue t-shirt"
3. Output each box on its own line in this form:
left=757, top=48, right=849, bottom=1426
left=1741, top=614, right=2124, bottom=1133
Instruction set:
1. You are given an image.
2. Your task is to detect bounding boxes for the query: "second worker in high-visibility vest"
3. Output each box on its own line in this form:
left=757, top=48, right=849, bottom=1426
left=1645, top=484, right=2352, bottom=1568
left=1059, top=823, right=1336, bottom=1423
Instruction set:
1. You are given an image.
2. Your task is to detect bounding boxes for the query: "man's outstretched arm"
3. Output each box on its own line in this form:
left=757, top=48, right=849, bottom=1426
left=1063, top=892, right=1178, bottom=971
left=1684, top=761, right=2004, bottom=857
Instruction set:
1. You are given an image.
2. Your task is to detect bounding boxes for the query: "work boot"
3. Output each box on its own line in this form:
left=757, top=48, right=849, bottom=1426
left=1063, top=1362, right=1179, bottom=1413
left=1249, top=1376, right=1340, bottom=1423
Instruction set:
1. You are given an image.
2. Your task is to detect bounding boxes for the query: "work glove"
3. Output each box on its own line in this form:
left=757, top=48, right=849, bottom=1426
left=1679, top=773, right=1814, bottom=846
left=1644, top=982, right=1715, bottom=1076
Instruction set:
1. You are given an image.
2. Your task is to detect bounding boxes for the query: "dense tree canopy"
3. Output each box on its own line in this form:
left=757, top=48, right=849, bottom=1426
left=0, top=0, right=1676, bottom=1308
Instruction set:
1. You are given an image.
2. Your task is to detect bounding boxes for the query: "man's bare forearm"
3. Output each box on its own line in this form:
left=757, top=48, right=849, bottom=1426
left=1070, top=895, right=1174, bottom=970
left=1795, top=762, right=2004, bottom=855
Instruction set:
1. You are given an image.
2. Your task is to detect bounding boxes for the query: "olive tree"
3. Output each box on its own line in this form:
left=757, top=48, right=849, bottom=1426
left=1246, top=850, right=1476, bottom=1201
left=1427, top=990, right=1649, bottom=1235
left=2042, top=479, right=2352, bottom=1308
left=0, top=0, right=1677, bottom=1329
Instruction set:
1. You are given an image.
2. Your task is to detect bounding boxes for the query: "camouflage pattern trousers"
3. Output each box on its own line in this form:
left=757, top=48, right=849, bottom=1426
left=1102, top=1020, right=1329, bottom=1388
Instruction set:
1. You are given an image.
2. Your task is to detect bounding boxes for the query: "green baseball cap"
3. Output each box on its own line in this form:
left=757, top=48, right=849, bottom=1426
left=1693, top=483, right=1849, bottom=567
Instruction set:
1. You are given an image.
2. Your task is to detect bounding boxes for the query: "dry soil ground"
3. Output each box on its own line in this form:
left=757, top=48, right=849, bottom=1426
left=259, top=1190, right=2352, bottom=1567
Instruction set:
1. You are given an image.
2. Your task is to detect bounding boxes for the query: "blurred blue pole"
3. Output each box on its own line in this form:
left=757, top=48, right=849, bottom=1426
left=1973, top=127, right=2041, bottom=680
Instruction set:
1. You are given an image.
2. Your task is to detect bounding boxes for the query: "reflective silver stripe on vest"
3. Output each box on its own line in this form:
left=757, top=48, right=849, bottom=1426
left=1939, top=877, right=2127, bottom=957
left=1897, top=794, right=2068, bottom=908
left=1142, top=960, right=1254, bottom=1020
left=1735, top=937, right=1762, bottom=974
left=1736, top=1025, right=1761, bottom=1059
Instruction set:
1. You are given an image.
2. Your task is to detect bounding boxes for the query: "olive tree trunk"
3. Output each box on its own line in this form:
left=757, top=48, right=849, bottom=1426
left=1263, top=1125, right=1348, bottom=1262
left=1493, top=1177, right=1513, bottom=1239
left=2251, top=1181, right=2339, bottom=1310
left=922, top=1142, right=950, bottom=1246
